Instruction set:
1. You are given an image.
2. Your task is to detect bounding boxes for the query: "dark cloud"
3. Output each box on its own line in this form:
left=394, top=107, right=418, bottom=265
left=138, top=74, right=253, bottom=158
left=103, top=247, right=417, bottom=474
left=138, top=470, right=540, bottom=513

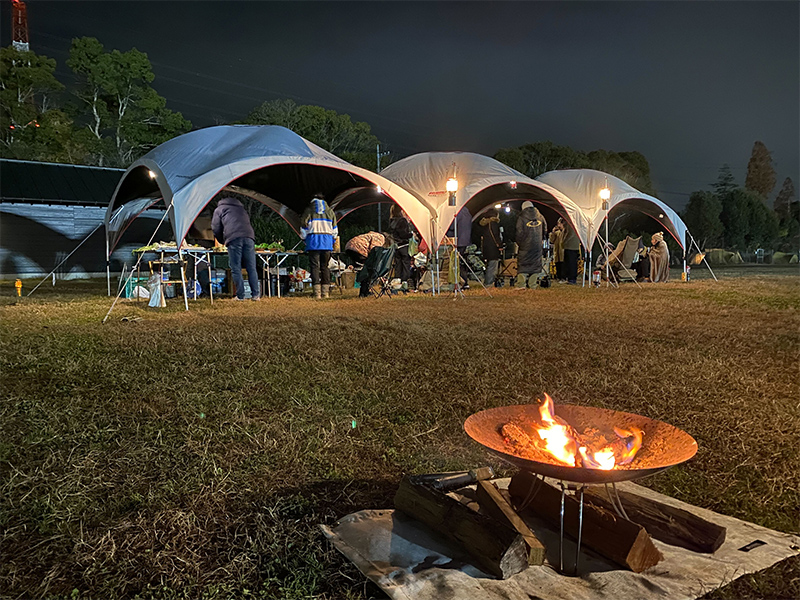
left=5, top=1, right=798, bottom=210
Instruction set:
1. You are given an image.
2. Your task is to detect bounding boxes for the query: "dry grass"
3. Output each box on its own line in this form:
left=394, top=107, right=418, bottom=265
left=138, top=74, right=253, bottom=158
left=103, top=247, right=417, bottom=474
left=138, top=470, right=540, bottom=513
left=0, top=270, right=798, bottom=599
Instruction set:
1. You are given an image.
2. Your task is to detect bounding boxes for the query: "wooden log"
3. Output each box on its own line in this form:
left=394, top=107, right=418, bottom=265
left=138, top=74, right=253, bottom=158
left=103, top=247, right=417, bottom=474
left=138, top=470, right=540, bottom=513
left=583, top=486, right=726, bottom=553
left=508, top=471, right=662, bottom=573
left=394, top=477, right=529, bottom=579
left=476, top=480, right=546, bottom=565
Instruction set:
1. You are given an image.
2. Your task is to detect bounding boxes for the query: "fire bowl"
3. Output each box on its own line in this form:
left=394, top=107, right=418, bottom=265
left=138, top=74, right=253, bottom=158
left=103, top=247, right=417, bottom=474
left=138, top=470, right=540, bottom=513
left=464, top=403, right=698, bottom=484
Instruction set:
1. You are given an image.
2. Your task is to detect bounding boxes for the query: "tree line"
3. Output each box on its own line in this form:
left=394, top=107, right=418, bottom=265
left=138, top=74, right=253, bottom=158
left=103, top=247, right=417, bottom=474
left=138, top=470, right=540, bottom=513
left=682, top=141, right=797, bottom=253
left=3, top=40, right=794, bottom=253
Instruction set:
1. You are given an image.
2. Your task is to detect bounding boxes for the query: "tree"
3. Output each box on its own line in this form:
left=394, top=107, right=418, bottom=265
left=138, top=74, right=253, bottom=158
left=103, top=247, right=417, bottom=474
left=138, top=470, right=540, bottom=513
left=719, top=188, right=778, bottom=250
left=244, top=99, right=380, bottom=170
left=712, top=164, right=737, bottom=197
left=744, top=141, right=776, bottom=201
left=0, top=45, right=67, bottom=160
left=774, top=177, right=795, bottom=221
left=682, top=191, right=724, bottom=249
left=493, top=142, right=654, bottom=193
left=67, top=37, right=191, bottom=167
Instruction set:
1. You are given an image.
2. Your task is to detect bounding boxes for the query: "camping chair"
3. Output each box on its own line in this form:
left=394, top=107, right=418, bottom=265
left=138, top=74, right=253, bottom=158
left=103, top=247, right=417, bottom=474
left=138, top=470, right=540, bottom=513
left=356, top=244, right=397, bottom=298
left=609, top=236, right=642, bottom=283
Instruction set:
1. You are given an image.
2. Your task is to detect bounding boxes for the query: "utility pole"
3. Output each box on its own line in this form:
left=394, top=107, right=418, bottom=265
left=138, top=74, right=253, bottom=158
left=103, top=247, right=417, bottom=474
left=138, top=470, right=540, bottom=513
left=376, top=143, right=390, bottom=232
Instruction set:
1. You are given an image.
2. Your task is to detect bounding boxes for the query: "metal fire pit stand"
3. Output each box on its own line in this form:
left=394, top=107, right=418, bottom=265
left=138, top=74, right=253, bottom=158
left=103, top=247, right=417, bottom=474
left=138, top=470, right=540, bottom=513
left=515, top=473, right=587, bottom=576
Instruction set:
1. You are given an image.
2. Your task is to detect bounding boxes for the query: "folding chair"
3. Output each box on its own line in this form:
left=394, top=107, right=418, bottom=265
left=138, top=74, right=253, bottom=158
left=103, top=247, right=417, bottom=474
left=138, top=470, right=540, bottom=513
left=356, top=244, right=398, bottom=298
left=613, top=236, right=642, bottom=283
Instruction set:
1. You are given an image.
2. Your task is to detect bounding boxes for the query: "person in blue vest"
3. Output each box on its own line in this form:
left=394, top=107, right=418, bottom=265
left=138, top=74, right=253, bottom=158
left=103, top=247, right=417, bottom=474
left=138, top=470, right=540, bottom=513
left=212, top=196, right=260, bottom=301
left=300, top=194, right=338, bottom=299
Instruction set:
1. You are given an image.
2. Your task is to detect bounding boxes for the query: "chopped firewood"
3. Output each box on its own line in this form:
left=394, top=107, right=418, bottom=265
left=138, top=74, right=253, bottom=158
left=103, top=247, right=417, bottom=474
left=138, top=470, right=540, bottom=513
left=394, top=477, right=529, bottom=579
left=508, top=471, right=663, bottom=573
left=583, top=486, right=726, bottom=553
left=476, top=480, right=545, bottom=565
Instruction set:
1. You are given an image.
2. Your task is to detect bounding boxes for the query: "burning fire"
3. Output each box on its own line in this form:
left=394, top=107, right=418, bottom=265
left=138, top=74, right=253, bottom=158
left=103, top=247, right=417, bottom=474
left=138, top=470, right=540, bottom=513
left=501, top=394, right=644, bottom=470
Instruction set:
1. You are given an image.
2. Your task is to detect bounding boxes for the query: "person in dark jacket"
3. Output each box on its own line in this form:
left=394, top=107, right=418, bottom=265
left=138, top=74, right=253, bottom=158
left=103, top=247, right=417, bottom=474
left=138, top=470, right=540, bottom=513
left=562, top=223, right=581, bottom=284
left=515, top=201, right=545, bottom=288
left=478, top=210, right=503, bottom=286
left=388, top=204, right=413, bottom=285
left=300, top=194, right=338, bottom=299
left=212, top=196, right=260, bottom=301
left=446, top=206, right=473, bottom=289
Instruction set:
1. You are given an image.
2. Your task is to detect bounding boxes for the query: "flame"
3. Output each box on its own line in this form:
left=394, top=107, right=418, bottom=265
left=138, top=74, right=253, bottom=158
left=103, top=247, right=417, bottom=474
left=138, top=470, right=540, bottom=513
left=613, top=426, right=643, bottom=465
left=536, top=394, right=577, bottom=466
left=503, top=395, right=644, bottom=470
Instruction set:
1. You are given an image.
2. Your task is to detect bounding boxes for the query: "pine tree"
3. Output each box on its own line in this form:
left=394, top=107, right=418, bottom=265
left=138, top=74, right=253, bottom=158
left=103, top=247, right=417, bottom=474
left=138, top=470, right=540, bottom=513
left=712, top=164, right=737, bottom=197
left=744, top=141, right=776, bottom=201
left=774, top=177, right=795, bottom=221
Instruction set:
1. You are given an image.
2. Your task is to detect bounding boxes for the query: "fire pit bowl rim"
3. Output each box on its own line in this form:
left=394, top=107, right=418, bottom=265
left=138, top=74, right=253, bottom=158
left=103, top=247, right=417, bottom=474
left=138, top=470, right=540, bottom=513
left=464, top=403, right=698, bottom=484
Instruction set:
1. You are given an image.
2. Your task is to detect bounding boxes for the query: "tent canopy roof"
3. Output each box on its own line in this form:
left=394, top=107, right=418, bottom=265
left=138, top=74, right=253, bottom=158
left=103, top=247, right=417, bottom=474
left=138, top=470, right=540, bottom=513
left=106, top=126, right=435, bottom=252
left=379, top=152, right=588, bottom=248
left=536, top=169, right=688, bottom=249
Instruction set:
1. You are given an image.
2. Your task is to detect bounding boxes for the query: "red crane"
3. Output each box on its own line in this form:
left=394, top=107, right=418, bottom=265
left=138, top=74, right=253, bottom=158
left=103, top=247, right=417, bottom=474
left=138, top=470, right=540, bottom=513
left=12, top=0, right=30, bottom=52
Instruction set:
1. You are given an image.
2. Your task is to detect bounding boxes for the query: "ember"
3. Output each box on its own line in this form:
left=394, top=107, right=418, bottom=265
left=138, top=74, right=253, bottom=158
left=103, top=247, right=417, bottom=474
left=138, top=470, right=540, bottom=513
left=500, top=394, right=644, bottom=470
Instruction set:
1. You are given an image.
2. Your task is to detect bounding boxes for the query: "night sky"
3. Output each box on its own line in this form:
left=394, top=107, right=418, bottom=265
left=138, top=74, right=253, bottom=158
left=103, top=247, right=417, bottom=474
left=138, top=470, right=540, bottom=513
left=3, top=1, right=798, bottom=211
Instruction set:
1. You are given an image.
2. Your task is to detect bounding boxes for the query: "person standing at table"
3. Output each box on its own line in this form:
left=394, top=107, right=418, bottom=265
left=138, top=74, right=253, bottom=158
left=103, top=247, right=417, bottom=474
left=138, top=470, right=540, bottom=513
left=300, top=193, right=338, bottom=299
left=212, top=195, right=260, bottom=301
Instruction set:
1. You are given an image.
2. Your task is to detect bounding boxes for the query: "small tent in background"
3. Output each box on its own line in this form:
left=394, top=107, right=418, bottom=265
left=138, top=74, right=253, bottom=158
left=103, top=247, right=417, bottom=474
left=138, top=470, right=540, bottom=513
left=704, top=249, right=743, bottom=265
left=772, top=252, right=798, bottom=264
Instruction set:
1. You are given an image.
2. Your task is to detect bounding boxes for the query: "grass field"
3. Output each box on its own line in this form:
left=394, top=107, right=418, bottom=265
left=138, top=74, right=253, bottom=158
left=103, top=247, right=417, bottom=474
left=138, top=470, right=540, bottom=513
left=1, top=267, right=798, bottom=599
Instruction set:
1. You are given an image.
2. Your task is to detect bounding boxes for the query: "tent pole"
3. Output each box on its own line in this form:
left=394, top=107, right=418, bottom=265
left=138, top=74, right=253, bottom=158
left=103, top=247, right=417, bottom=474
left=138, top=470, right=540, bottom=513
left=106, top=235, right=111, bottom=296
left=605, top=214, right=609, bottom=287
left=178, top=247, right=189, bottom=311
left=27, top=221, right=104, bottom=297
left=689, top=232, right=718, bottom=281
left=102, top=208, right=172, bottom=324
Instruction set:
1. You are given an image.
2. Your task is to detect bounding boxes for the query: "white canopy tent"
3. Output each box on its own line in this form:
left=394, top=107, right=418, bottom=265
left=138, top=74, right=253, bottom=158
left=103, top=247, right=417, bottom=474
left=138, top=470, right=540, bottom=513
left=378, top=152, right=589, bottom=250
left=535, top=169, right=688, bottom=252
left=105, top=125, right=437, bottom=254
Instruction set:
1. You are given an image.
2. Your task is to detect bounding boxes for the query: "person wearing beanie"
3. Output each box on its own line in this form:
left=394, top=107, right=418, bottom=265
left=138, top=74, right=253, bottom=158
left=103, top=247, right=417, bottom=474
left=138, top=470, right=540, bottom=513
left=648, top=231, right=670, bottom=282
left=515, top=201, right=546, bottom=288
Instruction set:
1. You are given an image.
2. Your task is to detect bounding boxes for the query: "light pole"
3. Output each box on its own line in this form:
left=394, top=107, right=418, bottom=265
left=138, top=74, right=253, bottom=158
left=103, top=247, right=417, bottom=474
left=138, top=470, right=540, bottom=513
left=600, top=183, right=611, bottom=286
left=376, top=144, right=390, bottom=232
left=446, top=174, right=460, bottom=296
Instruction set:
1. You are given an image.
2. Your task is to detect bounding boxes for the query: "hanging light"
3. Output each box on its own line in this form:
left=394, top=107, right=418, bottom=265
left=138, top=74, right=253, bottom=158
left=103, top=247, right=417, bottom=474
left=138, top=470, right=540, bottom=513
left=494, top=203, right=502, bottom=210
left=376, top=185, right=383, bottom=194
left=509, top=180, right=517, bottom=190
left=599, top=187, right=611, bottom=201
left=148, top=170, right=157, bottom=179
left=505, top=206, right=511, bottom=213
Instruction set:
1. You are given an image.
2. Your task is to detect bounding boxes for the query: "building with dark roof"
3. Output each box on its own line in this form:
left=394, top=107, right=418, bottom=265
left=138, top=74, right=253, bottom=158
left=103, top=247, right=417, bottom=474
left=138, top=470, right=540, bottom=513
left=1, top=159, right=167, bottom=279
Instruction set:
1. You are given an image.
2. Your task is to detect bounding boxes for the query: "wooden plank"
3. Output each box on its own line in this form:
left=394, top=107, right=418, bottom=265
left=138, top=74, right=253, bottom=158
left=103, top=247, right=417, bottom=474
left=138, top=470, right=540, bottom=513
left=583, top=486, right=726, bottom=553
left=394, top=477, right=529, bottom=579
left=476, top=480, right=546, bottom=565
left=508, top=471, right=662, bottom=573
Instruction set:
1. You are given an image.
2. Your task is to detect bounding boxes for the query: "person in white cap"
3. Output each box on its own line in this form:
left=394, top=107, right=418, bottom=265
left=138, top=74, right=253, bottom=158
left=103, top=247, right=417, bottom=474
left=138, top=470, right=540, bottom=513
left=515, top=201, right=546, bottom=288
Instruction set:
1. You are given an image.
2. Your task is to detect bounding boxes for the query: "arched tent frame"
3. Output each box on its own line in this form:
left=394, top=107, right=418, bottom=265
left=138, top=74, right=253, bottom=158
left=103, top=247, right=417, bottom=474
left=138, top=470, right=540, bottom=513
left=536, top=169, right=688, bottom=253
left=379, top=152, right=589, bottom=250
left=105, top=126, right=438, bottom=256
